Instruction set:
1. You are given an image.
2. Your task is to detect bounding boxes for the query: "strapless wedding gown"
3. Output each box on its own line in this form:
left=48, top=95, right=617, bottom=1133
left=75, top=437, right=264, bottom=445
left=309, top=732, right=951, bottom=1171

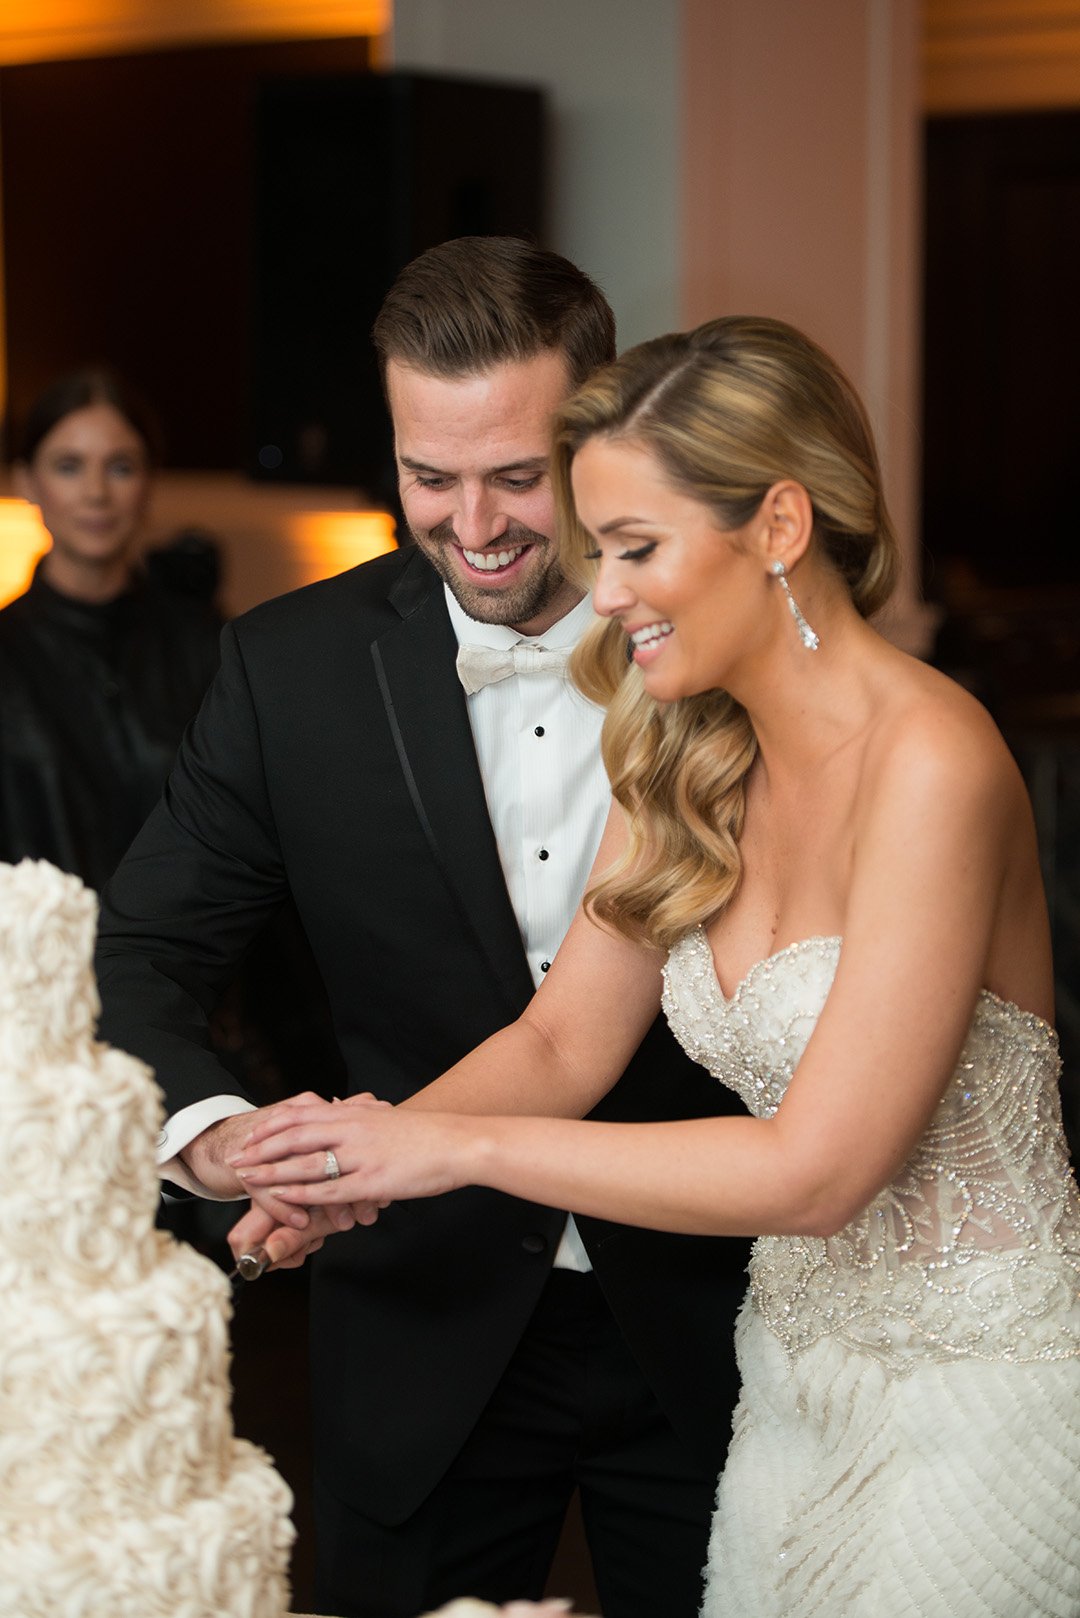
left=662, top=930, right=1080, bottom=1618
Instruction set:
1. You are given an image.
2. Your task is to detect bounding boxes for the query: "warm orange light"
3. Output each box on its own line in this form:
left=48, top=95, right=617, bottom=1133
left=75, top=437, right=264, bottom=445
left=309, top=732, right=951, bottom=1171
left=0, top=496, right=396, bottom=611
left=0, top=3, right=391, bottom=64
left=287, top=509, right=397, bottom=587
left=0, top=499, right=49, bottom=607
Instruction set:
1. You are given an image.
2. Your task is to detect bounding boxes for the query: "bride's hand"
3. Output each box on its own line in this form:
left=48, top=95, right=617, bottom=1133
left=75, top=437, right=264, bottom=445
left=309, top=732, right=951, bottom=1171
left=226, top=1093, right=479, bottom=1206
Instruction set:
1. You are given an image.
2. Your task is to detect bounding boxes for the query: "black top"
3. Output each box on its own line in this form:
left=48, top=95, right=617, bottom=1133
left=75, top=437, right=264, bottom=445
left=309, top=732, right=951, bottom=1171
left=0, top=560, right=220, bottom=889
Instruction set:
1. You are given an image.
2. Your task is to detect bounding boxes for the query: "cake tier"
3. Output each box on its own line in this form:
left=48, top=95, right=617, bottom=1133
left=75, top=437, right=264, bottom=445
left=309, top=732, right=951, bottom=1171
left=0, top=1437, right=293, bottom=1618
left=0, top=860, right=294, bottom=1616
left=1, top=1041, right=168, bottom=1289
left=0, top=860, right=100, bottom=1062
left=1, top=1237, right=295, bottom=1616
left=1, top=1242, right=244, bottom=1513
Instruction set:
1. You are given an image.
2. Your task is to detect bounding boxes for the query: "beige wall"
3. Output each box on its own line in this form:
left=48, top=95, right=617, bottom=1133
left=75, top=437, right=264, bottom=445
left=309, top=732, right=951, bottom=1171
left=682, top=0, right=929, bottom=650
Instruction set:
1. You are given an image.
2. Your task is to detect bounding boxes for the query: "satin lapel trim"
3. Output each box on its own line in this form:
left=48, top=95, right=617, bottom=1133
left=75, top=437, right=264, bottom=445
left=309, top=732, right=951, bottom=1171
left=372, top=582, right=535, bottom=1016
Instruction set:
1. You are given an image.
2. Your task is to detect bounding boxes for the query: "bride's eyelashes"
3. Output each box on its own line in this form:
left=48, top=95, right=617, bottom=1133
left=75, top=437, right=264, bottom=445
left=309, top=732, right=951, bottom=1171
left=582, top=541, right=659, bottom=563
left=619, top=541, right=658, bottom=562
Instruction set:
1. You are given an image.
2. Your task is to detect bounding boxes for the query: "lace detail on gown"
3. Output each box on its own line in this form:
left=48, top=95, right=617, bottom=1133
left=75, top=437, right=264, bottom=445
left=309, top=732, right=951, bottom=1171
left=662, top=929, right=1080, bottom=1372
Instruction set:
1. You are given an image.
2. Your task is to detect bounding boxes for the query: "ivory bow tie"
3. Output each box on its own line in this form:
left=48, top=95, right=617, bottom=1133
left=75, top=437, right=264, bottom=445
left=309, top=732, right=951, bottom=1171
left=456, top=642, right=571, bottom=695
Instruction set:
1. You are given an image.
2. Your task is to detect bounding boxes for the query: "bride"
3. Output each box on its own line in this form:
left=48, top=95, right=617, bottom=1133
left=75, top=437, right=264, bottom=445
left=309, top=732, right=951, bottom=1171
left=230, top=316, right=1080, bottom=1616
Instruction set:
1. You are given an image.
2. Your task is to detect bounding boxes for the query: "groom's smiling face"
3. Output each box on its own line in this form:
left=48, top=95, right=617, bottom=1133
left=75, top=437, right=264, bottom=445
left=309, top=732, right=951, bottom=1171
left=388, top=349, right=584, bottom=639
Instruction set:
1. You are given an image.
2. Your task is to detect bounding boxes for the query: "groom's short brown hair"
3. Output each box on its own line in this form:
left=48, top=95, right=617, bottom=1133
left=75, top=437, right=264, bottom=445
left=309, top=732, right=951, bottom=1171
left=372, top=235, right=616, bottom=393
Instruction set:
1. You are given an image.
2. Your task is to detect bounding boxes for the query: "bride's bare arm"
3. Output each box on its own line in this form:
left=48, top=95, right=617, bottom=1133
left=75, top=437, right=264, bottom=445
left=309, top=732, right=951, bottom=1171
left=230, top=804, right=664, bottom=1190
left=402, top=803, right=666, bottom=1118
left=231, top=696, right=1039, bottom=1239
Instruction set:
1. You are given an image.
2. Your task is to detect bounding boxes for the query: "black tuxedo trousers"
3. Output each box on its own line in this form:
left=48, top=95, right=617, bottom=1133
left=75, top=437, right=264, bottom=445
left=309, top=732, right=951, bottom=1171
left=96, top=548, right=749, bottom=1537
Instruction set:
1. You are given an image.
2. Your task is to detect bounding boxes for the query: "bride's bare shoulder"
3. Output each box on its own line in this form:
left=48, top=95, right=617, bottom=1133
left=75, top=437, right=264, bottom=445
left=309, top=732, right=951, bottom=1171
left=863, top=647, right=1026, bottom=815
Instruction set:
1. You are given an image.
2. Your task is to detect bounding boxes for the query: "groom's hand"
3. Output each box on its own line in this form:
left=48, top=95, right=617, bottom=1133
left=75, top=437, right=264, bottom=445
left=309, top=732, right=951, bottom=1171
left=193, top=1092, right=385, bottom=1271
left=228, top=1181, right=386, bottom=1270
left=227, top=1196, right=343, bottom=1271
left=178, top=1105, right=331, bottom=1268
left=181, top=1106, right=313, bottom=1219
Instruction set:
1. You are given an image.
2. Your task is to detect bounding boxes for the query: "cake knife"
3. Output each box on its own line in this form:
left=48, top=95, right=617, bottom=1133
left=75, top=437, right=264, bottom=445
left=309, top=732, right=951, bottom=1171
left=228, top=1245, right=270, bottom=1283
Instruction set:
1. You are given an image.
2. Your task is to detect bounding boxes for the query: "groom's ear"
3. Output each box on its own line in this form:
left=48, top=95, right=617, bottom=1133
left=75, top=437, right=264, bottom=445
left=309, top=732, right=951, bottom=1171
left=758, top=480, right=813, bottom=573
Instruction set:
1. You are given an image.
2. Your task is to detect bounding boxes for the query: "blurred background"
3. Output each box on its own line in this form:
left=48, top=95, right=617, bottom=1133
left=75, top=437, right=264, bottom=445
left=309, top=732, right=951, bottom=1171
left=1, top=1, right=1077, bottom=1607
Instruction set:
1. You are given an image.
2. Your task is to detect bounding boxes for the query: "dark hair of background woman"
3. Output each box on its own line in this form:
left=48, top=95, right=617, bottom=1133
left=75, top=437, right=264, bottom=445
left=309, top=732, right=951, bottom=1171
left=14, top=368, right=163, bottom=466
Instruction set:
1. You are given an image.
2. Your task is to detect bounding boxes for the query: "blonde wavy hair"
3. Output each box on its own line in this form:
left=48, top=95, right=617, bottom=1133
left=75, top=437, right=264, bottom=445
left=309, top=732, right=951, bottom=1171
left=552, top=315, right=899, bottom=951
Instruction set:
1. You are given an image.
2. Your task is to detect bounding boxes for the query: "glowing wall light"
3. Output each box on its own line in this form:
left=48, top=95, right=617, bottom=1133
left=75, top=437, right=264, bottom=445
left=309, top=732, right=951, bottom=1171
left=0, top=499, right=48, bottom=607
left=0, top=496, right=396, bottom=613
left=0, top=3, right=391, bottom=65
left=287, top=509, right=397, bottom=587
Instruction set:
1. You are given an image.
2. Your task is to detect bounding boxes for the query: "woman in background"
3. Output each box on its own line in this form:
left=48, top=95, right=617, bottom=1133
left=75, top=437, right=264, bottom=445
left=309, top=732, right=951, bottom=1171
left=0, top=370, right=219, bottom=889
left=231, top=317, right=1080, bottom=1616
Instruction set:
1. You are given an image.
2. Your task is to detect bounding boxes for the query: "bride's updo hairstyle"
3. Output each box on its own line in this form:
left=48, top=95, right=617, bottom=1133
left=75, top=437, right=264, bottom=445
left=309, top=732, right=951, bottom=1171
left=552, top=314, right=899, bottom=950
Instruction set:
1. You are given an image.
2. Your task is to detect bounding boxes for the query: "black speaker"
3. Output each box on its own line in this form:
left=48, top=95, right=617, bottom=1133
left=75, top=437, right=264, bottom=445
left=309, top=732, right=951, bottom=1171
left=252, top=71, right=546, bottom=500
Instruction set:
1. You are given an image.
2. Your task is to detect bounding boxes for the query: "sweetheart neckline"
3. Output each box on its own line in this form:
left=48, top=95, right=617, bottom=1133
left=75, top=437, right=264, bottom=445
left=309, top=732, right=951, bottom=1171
left=681, top=924, right=1059, bottom=1044
left=689, top=926, right=841, bottom=1004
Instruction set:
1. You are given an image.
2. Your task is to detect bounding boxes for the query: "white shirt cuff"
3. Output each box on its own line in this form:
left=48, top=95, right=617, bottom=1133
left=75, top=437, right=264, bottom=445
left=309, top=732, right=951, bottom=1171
left=158, top=1096, right=257, bottom=1200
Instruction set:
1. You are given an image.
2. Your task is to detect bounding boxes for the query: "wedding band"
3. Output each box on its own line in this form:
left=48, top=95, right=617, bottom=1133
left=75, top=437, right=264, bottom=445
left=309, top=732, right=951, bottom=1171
left=324, top=1149, right=341, bottom=1181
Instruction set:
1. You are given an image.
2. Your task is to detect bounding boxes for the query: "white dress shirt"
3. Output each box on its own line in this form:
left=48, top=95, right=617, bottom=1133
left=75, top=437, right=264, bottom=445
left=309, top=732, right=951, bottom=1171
left=445, top=588, right=609, bottom=1269
left=160, top=587, right=612, bottom=1273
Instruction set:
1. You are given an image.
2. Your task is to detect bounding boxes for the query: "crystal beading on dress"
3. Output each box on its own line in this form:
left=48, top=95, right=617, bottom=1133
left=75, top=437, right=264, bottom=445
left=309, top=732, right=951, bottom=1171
left=662, top=928, right=1080, bottom=1373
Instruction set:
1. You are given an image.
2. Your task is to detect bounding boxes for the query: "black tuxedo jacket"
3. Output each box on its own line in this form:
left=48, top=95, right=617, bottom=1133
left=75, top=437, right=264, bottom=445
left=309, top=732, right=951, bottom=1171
left=96, top=546, right=749, bottom=1524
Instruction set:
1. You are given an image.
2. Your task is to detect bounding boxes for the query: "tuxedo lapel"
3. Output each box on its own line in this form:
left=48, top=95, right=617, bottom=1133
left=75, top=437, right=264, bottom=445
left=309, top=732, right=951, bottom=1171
left=371, top=554, right=535, bottom=1016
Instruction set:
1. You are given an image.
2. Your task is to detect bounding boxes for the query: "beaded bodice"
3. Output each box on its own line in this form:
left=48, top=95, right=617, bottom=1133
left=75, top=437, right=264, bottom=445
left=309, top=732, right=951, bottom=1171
left=662, top=928, right=1080, bottom=1372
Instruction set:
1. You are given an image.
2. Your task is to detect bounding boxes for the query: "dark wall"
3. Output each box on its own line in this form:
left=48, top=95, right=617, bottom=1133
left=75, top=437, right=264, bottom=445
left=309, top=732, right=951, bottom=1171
left=1, top=45, right=545, bottom=495
left=0, top=38, right=372, bottom=469
left=253, top=72, right=546, bottom=499
left=923, top=109, right=1080, bottom=593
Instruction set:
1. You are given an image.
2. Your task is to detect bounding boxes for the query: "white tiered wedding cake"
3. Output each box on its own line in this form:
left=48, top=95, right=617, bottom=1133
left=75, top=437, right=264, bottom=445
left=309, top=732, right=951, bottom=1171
left=0, top=859, right=295, bottom=1618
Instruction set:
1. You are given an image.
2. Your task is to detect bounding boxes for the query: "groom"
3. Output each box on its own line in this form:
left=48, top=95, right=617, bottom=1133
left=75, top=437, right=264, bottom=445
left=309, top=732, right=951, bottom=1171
left=96, top=237, right=748, bottom=1618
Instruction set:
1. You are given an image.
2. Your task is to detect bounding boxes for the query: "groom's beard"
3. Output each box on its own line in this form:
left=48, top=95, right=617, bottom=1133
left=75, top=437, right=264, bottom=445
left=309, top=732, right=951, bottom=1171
left=408, top=516, right=570, bottom=629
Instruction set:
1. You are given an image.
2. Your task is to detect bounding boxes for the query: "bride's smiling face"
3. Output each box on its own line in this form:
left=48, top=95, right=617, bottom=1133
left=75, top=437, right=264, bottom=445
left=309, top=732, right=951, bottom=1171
left=571, top=435, right=764, bottom=702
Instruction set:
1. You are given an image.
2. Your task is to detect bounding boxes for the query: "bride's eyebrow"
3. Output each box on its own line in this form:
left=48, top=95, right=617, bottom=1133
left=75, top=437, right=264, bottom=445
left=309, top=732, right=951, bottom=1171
left=598, top=515, right=654, bottom=533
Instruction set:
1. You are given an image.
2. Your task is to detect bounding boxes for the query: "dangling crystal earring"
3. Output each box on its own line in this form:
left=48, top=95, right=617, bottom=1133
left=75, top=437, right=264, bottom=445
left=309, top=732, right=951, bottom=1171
left=769, top=560, right=820, bottom=651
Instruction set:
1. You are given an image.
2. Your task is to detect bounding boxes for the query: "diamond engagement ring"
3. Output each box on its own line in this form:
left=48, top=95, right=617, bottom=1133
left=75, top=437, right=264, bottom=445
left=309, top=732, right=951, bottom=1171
left=324, top=1148, right=341, bottom=1181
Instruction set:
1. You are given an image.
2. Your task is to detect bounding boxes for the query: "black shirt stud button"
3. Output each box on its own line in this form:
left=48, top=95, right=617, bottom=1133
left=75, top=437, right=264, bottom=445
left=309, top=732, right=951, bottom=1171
left=537, top=848, right=549, bottom=861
